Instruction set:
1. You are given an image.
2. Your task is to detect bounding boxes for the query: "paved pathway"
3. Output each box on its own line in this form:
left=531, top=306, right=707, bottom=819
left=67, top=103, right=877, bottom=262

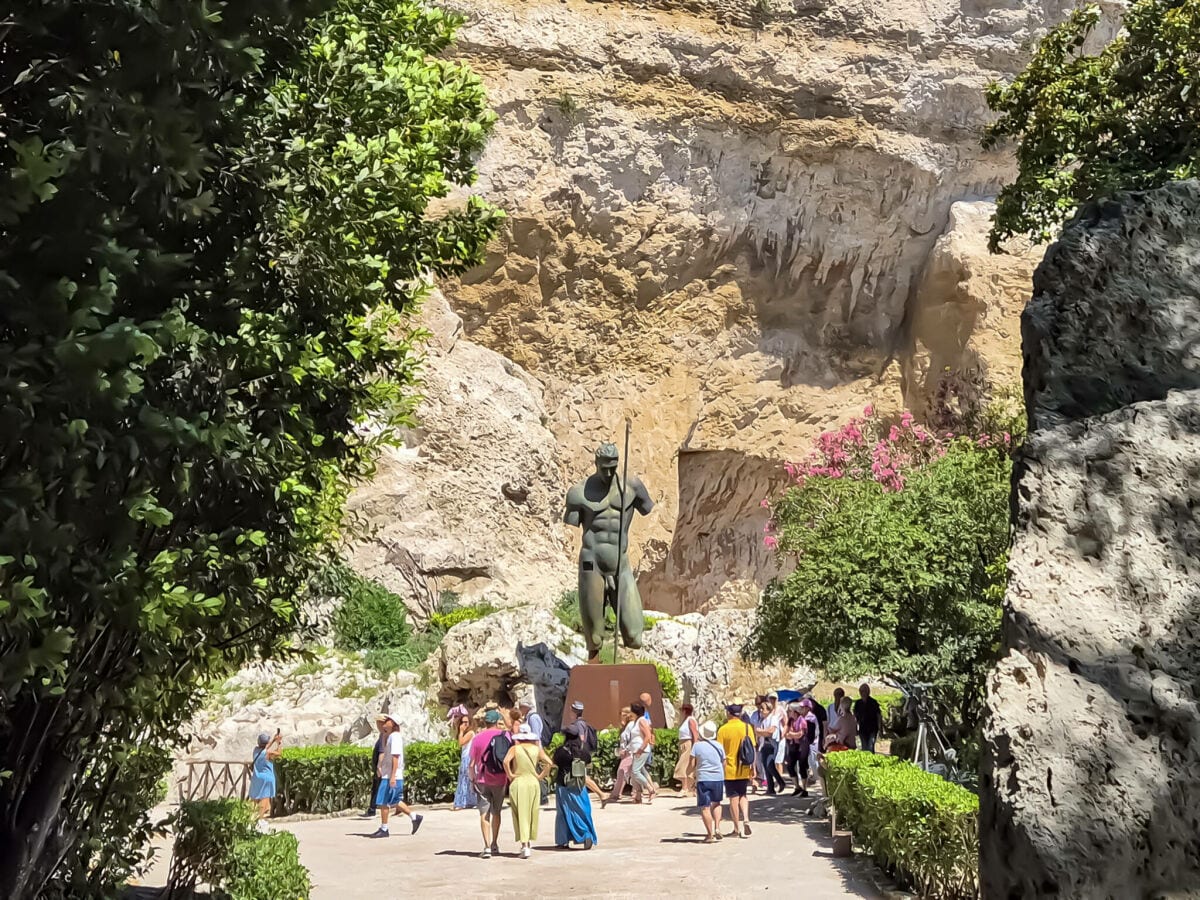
left=278, top=791, right=882, bottom=899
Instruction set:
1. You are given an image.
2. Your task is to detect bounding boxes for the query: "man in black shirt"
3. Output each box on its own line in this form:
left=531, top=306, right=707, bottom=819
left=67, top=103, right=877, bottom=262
left=853, top=684, right=883, bottom=753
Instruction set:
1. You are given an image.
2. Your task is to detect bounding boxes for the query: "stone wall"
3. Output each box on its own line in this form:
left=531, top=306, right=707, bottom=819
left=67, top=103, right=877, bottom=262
left=981, top=181, right=1200, bottom=898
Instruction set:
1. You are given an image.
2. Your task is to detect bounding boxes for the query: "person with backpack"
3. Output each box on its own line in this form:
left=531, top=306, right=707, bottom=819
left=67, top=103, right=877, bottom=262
left=469, top=709, right=512, bottom=858
left=552, top=723, right=598, bottom=850
left=716, top=703, right=756, bottom=839
left=690, top=720, right=727, bottom=843
left=566, top=700, right=599, bottom=754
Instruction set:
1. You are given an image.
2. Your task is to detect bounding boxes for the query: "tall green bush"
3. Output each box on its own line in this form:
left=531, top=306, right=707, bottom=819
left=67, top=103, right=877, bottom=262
left=328, top=564, right=412, bottom=652
left=752, top=408, right=1013, bottom=730
left=169, top=800, right=309, bottom=900
left=0, top=1, right=499, bottom=894
left=225, top=832, right=311, bottom=900
left=825, top=751, right=979, bottom=899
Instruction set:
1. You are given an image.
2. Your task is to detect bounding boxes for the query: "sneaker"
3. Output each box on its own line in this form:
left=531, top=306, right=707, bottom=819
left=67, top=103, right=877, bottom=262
left=714, top=831, right=723, bottom=841
left=744, top=823, right=753, bottom=836
left=480, top=848, right=492, bottom=859
left=369, top=828, right=390, bottom=838
left=520, top=846, right=532, bottom=859
left=411, top=814, right=424, bottom=835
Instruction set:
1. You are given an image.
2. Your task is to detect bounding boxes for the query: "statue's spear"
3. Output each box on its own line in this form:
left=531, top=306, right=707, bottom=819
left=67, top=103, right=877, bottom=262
left=611, top=417, right=632, bottom=665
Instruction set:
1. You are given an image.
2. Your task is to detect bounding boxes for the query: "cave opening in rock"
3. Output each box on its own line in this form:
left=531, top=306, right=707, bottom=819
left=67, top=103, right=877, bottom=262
left=642, top=449, right=787, bottom=616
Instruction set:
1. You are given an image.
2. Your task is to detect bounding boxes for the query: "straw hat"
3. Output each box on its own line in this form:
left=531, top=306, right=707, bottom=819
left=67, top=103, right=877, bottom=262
left=699, top=721, right=718, bottom=741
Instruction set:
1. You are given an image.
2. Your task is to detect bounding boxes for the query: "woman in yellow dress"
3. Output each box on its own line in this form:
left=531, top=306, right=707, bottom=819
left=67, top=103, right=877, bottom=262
left=504, top=723, right=552, bottom=858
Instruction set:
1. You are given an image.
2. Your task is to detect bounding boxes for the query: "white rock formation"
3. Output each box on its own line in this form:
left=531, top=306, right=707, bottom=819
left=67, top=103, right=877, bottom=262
left=435, top=608, right=588, bottom=728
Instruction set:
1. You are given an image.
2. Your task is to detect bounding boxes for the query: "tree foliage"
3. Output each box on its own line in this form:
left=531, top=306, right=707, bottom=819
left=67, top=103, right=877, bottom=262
left=749, top=409, right=1014, bottom=729
left=985, top=0, right=1200, bottom=248
left=0, top=1, right=500, bottom=895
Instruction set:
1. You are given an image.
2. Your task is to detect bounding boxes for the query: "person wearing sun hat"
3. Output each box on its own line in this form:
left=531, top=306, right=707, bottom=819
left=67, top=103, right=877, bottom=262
left=690, top=720, right=726, bottom=843
left=369, top=713, right=424, bottom=838
left=503, top=723, right=552, bottom=858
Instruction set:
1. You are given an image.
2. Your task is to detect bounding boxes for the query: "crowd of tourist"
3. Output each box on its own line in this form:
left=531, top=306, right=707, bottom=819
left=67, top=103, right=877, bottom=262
left=250, top=683, right=886, bottom=859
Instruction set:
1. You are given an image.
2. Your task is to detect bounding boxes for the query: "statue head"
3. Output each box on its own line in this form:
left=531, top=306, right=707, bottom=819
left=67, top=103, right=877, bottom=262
left=594, top=442, right=619, bottom=480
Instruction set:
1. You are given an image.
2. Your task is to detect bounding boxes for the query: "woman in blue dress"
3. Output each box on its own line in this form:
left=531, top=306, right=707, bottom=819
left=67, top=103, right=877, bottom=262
left=249, top=730, right=282, bottom=819
left=451, top=705, right=478, bottom=809
left=553, top=723, right=598, bottom=849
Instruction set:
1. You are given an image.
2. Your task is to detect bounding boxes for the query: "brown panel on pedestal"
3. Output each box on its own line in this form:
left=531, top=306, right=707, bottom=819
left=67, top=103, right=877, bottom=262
left=563, top=664, right=665, bottom=731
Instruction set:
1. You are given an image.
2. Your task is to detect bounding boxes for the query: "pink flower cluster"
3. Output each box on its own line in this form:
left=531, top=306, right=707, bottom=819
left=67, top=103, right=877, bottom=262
left=760, top=404, right=1010, bottom=550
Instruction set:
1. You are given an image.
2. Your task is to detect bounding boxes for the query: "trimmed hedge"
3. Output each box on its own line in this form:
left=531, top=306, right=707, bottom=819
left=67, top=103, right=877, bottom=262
left=273, top=729, right=683, bottom=814
left=169, top=799, right=310, bottom=899
left=824, top=751, right=978, bottom=899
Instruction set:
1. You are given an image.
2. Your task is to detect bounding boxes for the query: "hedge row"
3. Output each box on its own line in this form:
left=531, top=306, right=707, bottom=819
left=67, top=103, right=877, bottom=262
left=169, top=799, right=311, bottom=900
left=824, top=751, right=978, bottom=899
left=272, top=729, right=683, bottom=815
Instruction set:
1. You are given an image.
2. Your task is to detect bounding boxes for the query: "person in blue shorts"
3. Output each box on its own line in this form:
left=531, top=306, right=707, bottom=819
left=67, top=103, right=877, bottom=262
left=370, top=713, right=424, bottom=838
left=690, top=721, right=727, bottom=843
left=249, top=730, right=282, bottom=820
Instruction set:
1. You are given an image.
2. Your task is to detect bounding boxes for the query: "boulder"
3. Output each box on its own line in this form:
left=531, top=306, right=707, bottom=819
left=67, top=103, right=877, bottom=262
left=436, top=607, right=587, bottom=730
left=981, top=182, right=1200, bottom=898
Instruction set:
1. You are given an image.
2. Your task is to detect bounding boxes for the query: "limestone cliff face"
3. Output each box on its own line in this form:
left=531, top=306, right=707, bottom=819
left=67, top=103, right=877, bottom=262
left=981, top=182, right=1200, bottom=899
left=350, top=0, right=1105, bottom=614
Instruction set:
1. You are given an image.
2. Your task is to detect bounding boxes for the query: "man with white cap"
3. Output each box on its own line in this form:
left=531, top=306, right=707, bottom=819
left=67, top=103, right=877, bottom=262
left=370, top=713, right=424, bottom=838
left=566, top=700, right=598, bottom=753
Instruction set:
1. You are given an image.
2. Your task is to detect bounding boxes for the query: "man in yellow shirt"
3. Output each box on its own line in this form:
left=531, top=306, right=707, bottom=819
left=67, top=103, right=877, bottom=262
left=716, top=704, right=755, bottom=838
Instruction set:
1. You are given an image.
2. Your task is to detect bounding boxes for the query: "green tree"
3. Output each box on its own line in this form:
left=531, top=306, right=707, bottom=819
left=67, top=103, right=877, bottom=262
left=0, top=2, right=500, bottom=895
left=985, top=0, right=1200, bottom=249
left=749, top=411, right=1013, bottom=730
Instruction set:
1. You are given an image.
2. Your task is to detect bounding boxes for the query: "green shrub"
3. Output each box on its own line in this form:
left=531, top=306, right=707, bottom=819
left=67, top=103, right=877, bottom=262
left=647, top=661, right=680, bottom=704
left=362, top=635, right=441, bottom=676
left=403, top=741, right=461, bottom=804
left=824, top=751, right=979, bottom=899
left=329, top=566, right=412, bottom=652
left=428, top=604, right=495, bottom=632
left=168, top=799, right=259, bottom=891
left=553, top=589, right=582, bottom=633
left=225, top=831, right=311, bottom=900
left=275, top=746, right=373, bottom=816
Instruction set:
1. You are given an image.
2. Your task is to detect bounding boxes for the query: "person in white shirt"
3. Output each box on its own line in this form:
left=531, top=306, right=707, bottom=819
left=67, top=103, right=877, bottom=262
left=755, top=694, right=786, bottom=795
left=827, top=687, right=845, bottom=731
left=369, top=713, right=424, bottom=838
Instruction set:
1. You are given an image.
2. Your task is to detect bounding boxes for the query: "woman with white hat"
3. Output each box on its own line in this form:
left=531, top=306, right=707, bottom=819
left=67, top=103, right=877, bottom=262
left=503, top=723, right=552, bottom=858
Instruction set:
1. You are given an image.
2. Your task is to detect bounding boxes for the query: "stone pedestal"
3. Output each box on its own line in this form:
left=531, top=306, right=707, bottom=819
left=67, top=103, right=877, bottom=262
left=563, top=663, right=665, bottom=731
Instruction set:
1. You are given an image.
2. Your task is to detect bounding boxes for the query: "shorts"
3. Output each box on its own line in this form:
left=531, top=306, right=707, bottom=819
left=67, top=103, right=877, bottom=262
left=724, top=778, right=749, bottom=798
left=696, top=780, right=724, bottom=808
left=476, top=782, right=507, bottom=816
left=374, top=780, right=404, bottom=807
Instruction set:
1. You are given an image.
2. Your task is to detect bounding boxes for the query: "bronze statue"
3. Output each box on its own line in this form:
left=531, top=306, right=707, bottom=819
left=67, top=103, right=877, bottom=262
left=564, top=442, right=654, bottom=662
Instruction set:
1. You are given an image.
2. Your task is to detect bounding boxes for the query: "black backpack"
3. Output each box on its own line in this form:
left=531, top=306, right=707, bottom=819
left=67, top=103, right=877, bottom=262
left=737, top=724, right=756, bottom=767
left=482, top=732, right=512, bottom=776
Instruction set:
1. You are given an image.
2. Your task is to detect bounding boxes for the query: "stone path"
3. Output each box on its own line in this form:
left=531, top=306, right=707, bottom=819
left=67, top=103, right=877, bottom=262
left=274, top=791, right=882, bottom=899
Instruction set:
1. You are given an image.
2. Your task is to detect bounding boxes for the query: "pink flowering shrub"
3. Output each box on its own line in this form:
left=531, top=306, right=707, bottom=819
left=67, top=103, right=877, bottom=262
left=762, top=404, right=1016, bottom=546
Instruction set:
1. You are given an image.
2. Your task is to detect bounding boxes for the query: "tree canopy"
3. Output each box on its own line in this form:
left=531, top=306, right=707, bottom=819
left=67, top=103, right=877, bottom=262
left=749, top=408, right=1014, bottom=729
left=986, top=0, right=1200, bottom=249
left=0, top=1, right=500, bottom=895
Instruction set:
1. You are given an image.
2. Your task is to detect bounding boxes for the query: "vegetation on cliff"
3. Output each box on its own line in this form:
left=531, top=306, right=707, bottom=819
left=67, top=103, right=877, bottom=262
left=0, top=1, right=499, bottom=894
left=986, top=0, right=1200, bottom=248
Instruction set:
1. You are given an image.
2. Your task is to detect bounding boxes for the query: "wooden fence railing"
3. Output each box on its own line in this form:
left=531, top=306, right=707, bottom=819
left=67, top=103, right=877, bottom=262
left=178, top=759, right=252, bottom=802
